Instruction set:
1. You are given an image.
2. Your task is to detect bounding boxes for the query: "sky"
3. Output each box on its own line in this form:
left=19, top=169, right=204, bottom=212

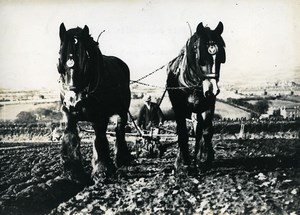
left=0, top=0, right=300, bottom=90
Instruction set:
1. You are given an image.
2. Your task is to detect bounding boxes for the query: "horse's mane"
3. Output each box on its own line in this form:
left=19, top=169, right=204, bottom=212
left=186, top=33, right=199, bottom=72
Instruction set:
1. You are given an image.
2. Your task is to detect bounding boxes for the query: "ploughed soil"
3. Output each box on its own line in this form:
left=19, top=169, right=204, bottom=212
left=0, top=137, right=300, bottom=214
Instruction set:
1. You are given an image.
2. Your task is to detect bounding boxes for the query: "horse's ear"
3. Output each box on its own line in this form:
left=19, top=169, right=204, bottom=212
left=196, top=22, right=205, bottom=36
left=82, top=25, right=89, bottom=36
left=59, top=23, right=66, bottom=41
left=214, top=22, right=223, bottom=35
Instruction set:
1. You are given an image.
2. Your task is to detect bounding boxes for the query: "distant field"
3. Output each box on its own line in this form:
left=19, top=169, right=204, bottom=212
left=247, top=99, right=300, bottom=107
left=270, top=99, right=300, bottom=107
left=1, top=98, right=251, bottom=122
left=215, top=100, right=251, bottom=119
left=0, top=102, right=60, bottom=121
left=131, top=97, right=251, bottom=120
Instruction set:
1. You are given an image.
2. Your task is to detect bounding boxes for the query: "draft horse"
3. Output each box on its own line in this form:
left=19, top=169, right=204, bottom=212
left=167, top=22, right=226, bottom=170
left=57, top=23, right=132, bottom=180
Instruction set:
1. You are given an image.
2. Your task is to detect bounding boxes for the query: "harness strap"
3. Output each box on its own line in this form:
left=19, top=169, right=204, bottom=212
left=86, top=47, right=101, bottom=95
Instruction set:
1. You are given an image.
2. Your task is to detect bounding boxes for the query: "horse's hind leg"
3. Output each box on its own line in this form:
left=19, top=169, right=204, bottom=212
left=115, top=113, right=133, bottom=168
left=92, top=119, right=116, bottom=178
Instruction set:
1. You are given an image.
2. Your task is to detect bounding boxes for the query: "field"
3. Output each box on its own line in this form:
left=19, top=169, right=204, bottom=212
left=1, top=121, right=299, bottom=215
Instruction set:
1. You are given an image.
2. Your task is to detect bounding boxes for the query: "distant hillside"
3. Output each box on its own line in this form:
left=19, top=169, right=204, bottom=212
left=215, top=100, right=251, bottom=120
left=130, top=97, right=251, bottom=120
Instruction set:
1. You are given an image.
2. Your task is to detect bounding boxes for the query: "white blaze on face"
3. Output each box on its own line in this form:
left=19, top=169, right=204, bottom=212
left=201, top=51, right=220, bottom=96
left=66, top=57, right=75, bottom=89
left=68, top=69, right=74, bottom=88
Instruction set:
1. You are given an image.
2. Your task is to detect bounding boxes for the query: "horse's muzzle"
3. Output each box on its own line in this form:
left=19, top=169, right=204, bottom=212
left=202, top=79, right=220, bottom=97
left=63, top=90, right=82, bottom=110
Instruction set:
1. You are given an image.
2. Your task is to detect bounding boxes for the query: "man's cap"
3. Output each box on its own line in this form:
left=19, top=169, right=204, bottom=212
left=144, top=94, right=152, bottom=102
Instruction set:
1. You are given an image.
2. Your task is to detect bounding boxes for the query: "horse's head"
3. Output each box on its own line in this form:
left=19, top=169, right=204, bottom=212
left=57, top=23, right=100, bottom=110
left=187, top=22, right=226, bottom=97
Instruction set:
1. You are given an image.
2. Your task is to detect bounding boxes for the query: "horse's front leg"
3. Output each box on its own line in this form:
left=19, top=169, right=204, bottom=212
left=115, top=113, right=133, bottom=168
left=92, top=119, right=116, bottom=178
left=175, top=116, right=190, bottom=169
left=193, top=113, right=203, bottom=167
left=61, top=114, right=85, bottom=181
left=202, top=109, right=215, bottom=166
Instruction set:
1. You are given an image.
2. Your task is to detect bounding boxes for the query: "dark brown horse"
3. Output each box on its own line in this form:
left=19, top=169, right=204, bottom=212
left=166, top=22, right=226, bottom=170
left=57, top=23, right=133, bottom=180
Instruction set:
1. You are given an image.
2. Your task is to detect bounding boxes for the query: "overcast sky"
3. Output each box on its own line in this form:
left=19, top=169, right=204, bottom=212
left=1, top=0, right=300, bottom=90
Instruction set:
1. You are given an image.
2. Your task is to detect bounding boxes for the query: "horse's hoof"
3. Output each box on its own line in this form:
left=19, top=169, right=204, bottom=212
left=206, top=148, right=215, bottom=164
left=174, top=162, right=189, bottom=178
left=62, top=161, right=92, bottom=185
left=115, top=152, right=134, bottom=168
left=92, top=160, right=116, bottom=181
left=158, top=144, right=167, bottom=158
left=198, top=149, right=214, bottom=172
left=182, top=152, right=191, bottom=166
left=174, top=151, right=191, bottom=172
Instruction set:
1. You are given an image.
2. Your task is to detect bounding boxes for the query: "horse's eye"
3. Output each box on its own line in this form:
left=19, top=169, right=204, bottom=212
left=74, top=38, right=78, bottom=44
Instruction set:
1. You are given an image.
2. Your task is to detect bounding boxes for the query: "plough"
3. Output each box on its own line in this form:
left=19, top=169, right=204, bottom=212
left=55, top=117, right=195, bottom=158
left=131, top=127, right=178, bottom=158
left=80, top=125, right=178, bottom=158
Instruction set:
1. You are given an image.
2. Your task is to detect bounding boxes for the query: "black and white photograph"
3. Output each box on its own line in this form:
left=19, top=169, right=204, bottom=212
left=1, top=0, right=300, bottom=214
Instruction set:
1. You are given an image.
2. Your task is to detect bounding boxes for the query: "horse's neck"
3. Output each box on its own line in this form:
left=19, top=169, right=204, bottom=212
left=86, top=48, right=103, bottom=94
